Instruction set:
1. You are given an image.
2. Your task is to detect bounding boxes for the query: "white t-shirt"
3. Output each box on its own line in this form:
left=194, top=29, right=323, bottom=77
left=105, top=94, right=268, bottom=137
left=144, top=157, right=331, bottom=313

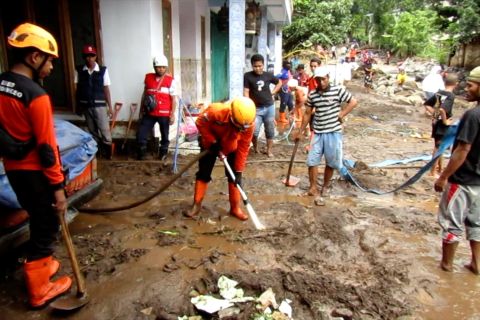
left=74, top=62, right=111, bottom=86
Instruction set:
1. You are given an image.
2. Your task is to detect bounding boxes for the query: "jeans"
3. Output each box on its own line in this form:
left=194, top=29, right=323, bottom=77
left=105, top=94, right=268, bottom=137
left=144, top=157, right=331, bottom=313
left=254, top=104, right=275, bottom=139
left=137, top=115, right=170, bottom=156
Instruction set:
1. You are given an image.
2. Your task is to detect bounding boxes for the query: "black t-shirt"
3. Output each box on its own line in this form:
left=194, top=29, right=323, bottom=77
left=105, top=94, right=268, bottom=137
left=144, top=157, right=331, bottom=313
left=450, top=105, right=480, bottom=185
left=243, top=71, right=279, bottom=107
left=425, top=90, right=455, bottom=137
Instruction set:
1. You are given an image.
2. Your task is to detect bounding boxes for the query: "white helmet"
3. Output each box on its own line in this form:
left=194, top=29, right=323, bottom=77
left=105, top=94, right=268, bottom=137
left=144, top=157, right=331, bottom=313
left=153, top=55, right=168, bottom=67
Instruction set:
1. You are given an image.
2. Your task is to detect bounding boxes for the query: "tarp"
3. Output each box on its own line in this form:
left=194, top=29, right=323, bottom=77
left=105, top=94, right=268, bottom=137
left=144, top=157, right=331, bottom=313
left=340, top=123, right=458, bottom=194
left=0, top=119, right=97, bottom=210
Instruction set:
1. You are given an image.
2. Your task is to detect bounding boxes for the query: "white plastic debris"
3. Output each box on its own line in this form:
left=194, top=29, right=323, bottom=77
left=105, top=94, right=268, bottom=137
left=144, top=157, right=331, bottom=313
left=257, top=288, right=278, bottom=309
left=191, top=295, right=233, bottom=314
left=218, top=275, right=241, bottom=300
left=278, top=299, right=293, bottom=318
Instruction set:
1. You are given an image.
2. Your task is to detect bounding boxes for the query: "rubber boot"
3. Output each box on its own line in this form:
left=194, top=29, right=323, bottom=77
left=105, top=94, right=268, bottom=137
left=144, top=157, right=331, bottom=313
left=186, top=180, right=208, bottom=217
left=440, top=241, right=459, bottom=272
left=228, top=182, right=248, bottom=221
left=278, top=112, right=288, bottom=124
left=103, top=143, right=112, bottom=160
left=137, top=145, right=147, bottom=160
left=24, top=257, right=72, bottom=308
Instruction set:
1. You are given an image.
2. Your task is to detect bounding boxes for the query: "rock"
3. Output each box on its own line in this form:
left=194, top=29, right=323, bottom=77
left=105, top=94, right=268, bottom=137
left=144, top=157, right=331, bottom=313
left=332, top=308, right=354, bottom=320
left=393, top=96, right=411, bottom=105
left=408, top=95, right=424, bottom=106
left=402, top=81, right=418, bottom=90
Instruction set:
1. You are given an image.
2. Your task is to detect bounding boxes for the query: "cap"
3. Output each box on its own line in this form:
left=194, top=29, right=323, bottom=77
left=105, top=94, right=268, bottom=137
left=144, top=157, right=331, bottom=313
left=82, top=45, right=97, bottom=55
left=314, top=66, right=329, bottom=78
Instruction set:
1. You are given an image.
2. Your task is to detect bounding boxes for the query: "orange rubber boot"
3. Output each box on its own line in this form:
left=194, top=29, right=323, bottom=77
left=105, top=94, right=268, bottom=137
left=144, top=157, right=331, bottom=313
left=278, top=112, right=288, bottom=124
left=186, top=180, right=208, bottom=217
left=24, top=257, right=72, bottom=308
left=228, top=182, right=248, bottom=221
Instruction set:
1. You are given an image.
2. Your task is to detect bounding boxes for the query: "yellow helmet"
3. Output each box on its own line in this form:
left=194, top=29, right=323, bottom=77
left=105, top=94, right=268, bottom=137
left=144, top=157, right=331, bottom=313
left=7, top=23, right=59, bottom=58
left=230, top=97, right=256, bottom=130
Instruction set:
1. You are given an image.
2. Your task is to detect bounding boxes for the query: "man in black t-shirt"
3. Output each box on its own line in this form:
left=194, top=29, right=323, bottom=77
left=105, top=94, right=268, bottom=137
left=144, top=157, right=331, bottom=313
left=435, top=66, right=480, bottom=275
left=244, top=54, right=282, bottom=157
left=424, top=74, right=458, bottom=176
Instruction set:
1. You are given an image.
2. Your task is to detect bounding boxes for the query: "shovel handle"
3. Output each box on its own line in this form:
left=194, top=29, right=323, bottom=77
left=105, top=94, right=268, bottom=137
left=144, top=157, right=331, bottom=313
left=58, top=210, right=87, bottom=297
left=285, top=139, right=300, bottom=185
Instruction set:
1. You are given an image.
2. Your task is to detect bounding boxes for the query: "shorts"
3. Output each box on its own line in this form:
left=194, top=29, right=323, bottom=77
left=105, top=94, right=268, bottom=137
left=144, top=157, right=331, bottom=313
left=306, top=132, right=342, bottom=169
left=254, top=104, right=275, bottom=139
left=438, top=183, right=480, bottom=242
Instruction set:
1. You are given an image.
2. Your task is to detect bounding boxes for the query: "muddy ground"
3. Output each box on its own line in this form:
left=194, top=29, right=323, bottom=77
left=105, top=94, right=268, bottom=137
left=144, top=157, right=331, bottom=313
left=1, top=80, right=480, bottom=320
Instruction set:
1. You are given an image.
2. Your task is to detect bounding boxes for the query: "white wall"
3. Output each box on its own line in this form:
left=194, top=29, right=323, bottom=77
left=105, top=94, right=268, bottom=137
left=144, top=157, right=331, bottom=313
left=99, top=0, right=173, bottom=122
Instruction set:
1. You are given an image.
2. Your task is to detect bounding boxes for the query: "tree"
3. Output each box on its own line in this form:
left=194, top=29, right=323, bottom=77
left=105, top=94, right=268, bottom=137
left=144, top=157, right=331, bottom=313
left=283, top=0, right=354, bottom=53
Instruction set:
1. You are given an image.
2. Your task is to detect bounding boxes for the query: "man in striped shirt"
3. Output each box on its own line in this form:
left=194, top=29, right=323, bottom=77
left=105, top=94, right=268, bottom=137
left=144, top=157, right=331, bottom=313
left=294, top=66, right=358, bottom=199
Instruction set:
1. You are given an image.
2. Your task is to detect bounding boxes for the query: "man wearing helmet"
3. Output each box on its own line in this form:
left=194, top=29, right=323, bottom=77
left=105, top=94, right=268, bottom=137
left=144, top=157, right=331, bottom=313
left=0, top=23, right=72, bottom=307
left=136, top=54, right=176, bottom=161
left=75, top=44, right=114, bottom=159
left=435, top=66, right=480, bottom=275
left=185, top=97, right=256, bottom=220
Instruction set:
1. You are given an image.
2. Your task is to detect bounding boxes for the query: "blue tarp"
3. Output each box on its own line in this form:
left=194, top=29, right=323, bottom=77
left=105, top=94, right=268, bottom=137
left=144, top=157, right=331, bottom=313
left=0, top=119, right=97, bottom=210
left=340, top=123, right=458, bottom=195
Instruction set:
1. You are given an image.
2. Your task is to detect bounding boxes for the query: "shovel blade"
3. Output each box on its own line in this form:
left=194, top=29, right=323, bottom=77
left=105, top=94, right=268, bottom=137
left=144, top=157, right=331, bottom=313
left=50, top=293, right=89, bottom=311
left=283, top=176, right=300, bottom=187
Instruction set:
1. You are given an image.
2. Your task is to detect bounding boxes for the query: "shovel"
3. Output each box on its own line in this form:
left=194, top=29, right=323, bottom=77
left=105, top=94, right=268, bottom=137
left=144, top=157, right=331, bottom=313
left=121, top=103, right=138, bottom=152
left=50, top=209, right=89, bottom=311
left=219, top=153, right=266, bottom=230
left=110, top=102, right=123, bottom=157
left=283, top=139, right=301, bottom=186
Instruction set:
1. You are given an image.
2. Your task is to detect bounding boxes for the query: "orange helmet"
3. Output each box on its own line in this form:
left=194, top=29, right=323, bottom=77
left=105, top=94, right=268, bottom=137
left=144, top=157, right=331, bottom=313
left=7, top=23, right=58, bottom=58
left=230, top=97, right=256, bottom=130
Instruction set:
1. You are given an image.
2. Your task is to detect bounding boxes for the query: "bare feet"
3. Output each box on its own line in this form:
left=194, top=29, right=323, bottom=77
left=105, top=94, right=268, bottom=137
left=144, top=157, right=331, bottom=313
left=300, top=189, right=318, bottom=197
left=464, top=263, right=479, bottom=275
left=184, top=204, right=201, bottom=218
left=440, top=262, right=454, bottom=272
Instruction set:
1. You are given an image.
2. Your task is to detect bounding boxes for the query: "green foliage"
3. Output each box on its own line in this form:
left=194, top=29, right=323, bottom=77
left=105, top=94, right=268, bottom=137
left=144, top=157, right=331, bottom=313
left=283, top=0, right=353, bottom=52
left=389, top=10, right=438, bottom=58
left=447, top=0, right=480, bottom=45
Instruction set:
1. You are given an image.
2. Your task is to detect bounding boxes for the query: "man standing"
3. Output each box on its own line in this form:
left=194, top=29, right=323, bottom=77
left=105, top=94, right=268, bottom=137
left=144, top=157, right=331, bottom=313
left=424, top=74, right=458, bottom=176
left=277, top=60, right=293, bottom=125
left=75, top=44, right=113, bottom=159
left=185, top=97, right=256, bottom=221
left=434, top=66, right=480, bottom=275
left=136, top=55, right=176, bottom=161
left=294, top=66, right=358, bottom=201
left=244, top=54, right=281, bottom=157
left=0, top=23, right=72, bottom=307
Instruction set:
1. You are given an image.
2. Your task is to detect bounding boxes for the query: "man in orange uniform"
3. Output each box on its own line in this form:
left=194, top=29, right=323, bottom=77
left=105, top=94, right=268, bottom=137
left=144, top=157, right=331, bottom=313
left=186, top=97, right=256, bottom=221
left=0, top=23, right=72, bottom=307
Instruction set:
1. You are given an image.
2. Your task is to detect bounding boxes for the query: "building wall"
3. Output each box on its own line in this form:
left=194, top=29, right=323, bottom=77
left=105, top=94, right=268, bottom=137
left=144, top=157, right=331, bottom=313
left=450, top=41, right=480, bottom=70
left=177, top=0, right=211, bottom=106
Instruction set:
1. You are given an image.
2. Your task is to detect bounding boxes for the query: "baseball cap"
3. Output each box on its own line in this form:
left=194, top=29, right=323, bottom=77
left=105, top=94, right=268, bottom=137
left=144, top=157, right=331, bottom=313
left=314, top=66, right=329, bottom=78
left=82, top=45, right=97, bottom=55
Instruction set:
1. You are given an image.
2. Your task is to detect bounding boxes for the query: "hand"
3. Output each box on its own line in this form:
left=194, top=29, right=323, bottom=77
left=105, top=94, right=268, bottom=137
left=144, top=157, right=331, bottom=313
left=169, top=115, right=175, bottom=125
left=53, top=189, right=68, bottom=215
left=292, top=129, right=303, bottom=142
left=107, top=108, right=113, bottom=119
left=338, top=115, right=344, bottom=123
left=234, top=171, right=242, bottom=186
left=434, top=176, right=448, bottom=192
left=209, top=142, right=221, bottom=154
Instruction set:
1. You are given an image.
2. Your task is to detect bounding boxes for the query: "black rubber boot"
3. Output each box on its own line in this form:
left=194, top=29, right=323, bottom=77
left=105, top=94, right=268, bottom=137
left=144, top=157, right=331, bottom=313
left=137, top=146, right=147, bottom=160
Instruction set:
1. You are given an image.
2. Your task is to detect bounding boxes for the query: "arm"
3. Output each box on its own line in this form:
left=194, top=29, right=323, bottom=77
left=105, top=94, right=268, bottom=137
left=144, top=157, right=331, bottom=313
left=294, top=106, right=313, bottom=141
left=434, top=142, right=471, bottom=192
left=169, top=95, right=177, bottom=125
left=195, top=107, right=218, bottom=149
left=234, top=127, right=254, bottom=172
left=243, top=87, right=250, bottom=98
left=271, top=81, right=282, bottom=95
left=103, top=86, right=113, bottom=117
left=338, top=97, right=358, bottom=121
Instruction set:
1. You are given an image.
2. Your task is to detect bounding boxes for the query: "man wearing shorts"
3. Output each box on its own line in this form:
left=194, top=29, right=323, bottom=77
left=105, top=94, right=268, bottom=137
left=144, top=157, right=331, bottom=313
left=294, top=66, right=358, bottom=199
left=434, top=66, right=480, bottom=274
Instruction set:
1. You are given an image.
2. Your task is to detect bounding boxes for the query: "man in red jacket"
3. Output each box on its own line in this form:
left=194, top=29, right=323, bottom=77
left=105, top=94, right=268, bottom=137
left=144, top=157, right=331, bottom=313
left=186, top=97, right=256, bottom=220
left=137, top=54, right=176, bottom=160
left=0, top=23, right=72, bottom=308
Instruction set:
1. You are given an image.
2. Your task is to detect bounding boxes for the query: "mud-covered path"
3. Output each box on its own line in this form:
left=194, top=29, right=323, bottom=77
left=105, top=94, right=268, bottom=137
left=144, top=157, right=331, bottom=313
left=1, top=82, right=480, bottom=320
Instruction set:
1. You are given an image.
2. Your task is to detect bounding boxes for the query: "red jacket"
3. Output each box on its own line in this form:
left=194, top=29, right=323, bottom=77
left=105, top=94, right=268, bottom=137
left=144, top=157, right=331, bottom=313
left=0, top=71, right=64, bottom=188
left=144, top=73, right=174, bottom=117
left=196, top=102, right=254, bottom=172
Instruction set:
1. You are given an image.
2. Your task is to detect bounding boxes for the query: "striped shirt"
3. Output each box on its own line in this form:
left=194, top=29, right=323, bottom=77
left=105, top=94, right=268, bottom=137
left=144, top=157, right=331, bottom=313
left=306, top=85, right=352, bottom=133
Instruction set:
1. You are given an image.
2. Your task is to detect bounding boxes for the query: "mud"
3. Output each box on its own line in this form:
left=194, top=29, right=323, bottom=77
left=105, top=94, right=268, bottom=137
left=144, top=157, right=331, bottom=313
left=0, top=79, right=478, bottom=320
